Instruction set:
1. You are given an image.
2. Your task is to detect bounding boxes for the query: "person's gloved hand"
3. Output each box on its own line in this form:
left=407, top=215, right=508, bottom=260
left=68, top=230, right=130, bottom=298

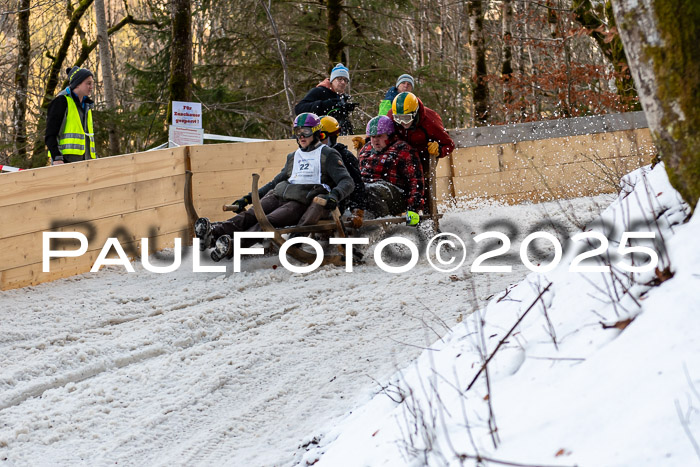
left=406, top=210, right=420, bottom=226
left=325, top=97, right=343, bottom=111
left=232, top=194, right=252, bottom=211
left=52, top=159, right=65, bottom=166
left=352, top=136, right=365, bottom=150
left=427, top=141, right=440, bottom=157
left=317, top=193, right=339, bottom=211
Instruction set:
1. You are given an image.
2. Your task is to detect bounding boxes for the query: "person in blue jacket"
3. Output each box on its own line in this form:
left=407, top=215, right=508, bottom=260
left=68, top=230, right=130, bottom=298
left=378, top=74, right=415, bottom=116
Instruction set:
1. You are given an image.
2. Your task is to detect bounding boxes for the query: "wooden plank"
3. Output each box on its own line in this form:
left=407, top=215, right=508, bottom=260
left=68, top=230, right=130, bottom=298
left=0, top=148, right=185, bottom=207
left=0, top=229, right=190, bottom=291
left=0, top=203, right=189, bottom=272
left=450, top=145, right=509, bottom=177
left=451, top=155, right=645, bottom=200
left=435, top=156, right=452, bottom=178
left=448, top=129, right=654, bottom=178
left=451, top=184, right=619, bottom=208
left=189, top=140, right=295, bottom=173
left=450, top=111, right=648, bottom=148
left=0, top=175, right=186, bottom=240
left=193, top=195, right=243, bottom=223
left=191, top=167, right=281, bottom=201
left=504, top=129, right=654, bottom=171
left=435, top=176, right=453, bottom=203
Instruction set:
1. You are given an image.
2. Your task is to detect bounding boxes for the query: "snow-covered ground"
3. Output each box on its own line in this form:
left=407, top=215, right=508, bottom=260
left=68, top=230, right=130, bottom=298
left=305, top=164, right=700, bottom=467
left=2, top=164, right=698, bottom=467
left=0, top=189, right=610, bottom=466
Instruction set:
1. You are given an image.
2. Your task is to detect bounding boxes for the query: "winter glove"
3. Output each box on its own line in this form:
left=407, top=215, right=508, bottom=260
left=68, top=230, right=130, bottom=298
left=427, top=141, right=440, bottom=157
left=232, top=194, right=252, bottom=211
left=324, top=97, right=343, bottom=112
left=316, top=193, right=339, bottom=211
left=352, top=136, right=365, bottom=151
left=405, top=210, right=420, bottom=226
left=333, top=103, right=358, bottom=116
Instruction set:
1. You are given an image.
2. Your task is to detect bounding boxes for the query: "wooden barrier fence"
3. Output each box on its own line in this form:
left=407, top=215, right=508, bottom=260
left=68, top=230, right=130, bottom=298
left=0, top=112, right=656, bottom=290
left=0, top=149, right=190, bottom=290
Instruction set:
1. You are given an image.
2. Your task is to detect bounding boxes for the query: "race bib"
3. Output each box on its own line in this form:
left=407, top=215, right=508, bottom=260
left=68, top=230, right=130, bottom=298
left=289, top=146, right=323, bottom=185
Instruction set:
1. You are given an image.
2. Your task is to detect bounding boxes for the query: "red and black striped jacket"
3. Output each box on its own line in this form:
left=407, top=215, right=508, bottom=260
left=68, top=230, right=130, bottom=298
left=358, top=138, right=425, bottom=212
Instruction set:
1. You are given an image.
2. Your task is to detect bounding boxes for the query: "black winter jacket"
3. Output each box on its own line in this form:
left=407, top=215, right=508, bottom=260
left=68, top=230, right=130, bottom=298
left=294, top=80, right=355, bottom=135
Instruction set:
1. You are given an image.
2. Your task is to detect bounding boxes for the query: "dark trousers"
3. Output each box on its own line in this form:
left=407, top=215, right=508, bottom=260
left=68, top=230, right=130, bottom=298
left=211, top=192, right=307, bottom=247
left=346, top=180, right=406, bottom=217
left=295, top=202, right=333, bottom=226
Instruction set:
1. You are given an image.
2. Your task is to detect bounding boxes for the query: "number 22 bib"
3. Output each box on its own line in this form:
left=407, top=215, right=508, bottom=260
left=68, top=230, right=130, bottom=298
left=289, top=146, right=323, bottom=185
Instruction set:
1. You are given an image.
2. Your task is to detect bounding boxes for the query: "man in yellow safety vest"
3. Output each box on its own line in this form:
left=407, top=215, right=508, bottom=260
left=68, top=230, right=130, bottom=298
left=45, top=66, right=96, bottom=165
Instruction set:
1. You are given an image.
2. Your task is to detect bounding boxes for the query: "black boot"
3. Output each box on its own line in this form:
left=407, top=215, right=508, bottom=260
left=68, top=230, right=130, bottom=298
left=195, top=218, right=213, bottom=251
left=211, top=235, right=233, bottom=262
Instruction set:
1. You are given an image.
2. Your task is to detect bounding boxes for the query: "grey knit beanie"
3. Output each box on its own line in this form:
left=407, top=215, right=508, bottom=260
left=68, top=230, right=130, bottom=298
left=395, top=74, right=415, bottom=88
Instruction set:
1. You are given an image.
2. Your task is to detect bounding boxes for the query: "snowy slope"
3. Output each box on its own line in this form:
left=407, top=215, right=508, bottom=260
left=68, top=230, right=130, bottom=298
left=306, top=163, right=700, bottom=467
left=0, top=193, right=611, bottom=466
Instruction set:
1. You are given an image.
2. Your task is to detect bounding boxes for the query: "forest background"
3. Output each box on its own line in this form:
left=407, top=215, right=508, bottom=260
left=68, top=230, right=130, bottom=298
left=1, top=0, right=638, bottom=169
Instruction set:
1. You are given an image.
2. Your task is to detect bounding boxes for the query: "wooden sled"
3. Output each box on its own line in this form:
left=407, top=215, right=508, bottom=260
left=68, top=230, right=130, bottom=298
left=184, top=170, right=421, bottom=266
left=215, top=174, right=442, bottom=267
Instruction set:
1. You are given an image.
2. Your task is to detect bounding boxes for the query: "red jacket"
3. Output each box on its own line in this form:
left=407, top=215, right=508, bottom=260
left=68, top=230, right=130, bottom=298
left=387, top=98, right=455, bottom=159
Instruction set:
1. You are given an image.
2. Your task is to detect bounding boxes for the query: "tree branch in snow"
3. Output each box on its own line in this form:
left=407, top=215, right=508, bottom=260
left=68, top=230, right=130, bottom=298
left=674, top=398, right=700, bottom=462
left=476, top=305, right=500, bottom=448
left=456, top=452, right=578, bottom=467
left=466, top=282, right=553, bottom=392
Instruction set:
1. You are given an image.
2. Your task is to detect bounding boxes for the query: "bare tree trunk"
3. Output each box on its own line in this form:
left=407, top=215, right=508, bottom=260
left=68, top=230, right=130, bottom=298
left=558, top=0, right=572, bottom=117
left=468, top=0, right=489, bottom=126
left=454, top=2, right=465, bottom=127
left=501, top=0, right=513, bottom=122
left=258, top=0, right=295, bottom=121
left=94, top=0, right=120, bottom=156
left=418, top=0, right=425, bottom=68
left=611, top=0, right=700, bottom=209
left=11, top=0, right=31, bottom=168
left=167, top=0, right=193, bottom=123
left=326, top=0, right=345, bottom=65
left=516, top=2, right=528, bottom=119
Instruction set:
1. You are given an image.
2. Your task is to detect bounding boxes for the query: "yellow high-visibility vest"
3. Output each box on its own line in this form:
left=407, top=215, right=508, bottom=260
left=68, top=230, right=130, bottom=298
left=49, top=94, right=95, bottom=162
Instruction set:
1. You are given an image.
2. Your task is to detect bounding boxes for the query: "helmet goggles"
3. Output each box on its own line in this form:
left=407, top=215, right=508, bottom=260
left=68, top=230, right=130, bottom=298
left=294, top=127, right=315, bottom=138
left=393, top=111, right=416, bottom=125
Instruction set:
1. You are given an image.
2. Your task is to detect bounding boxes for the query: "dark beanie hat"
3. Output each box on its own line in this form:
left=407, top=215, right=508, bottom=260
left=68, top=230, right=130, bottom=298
left=66, top=66, right=94, bottom=90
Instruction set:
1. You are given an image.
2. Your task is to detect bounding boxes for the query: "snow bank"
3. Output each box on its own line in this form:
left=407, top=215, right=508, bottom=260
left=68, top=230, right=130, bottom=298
left=306, top=164, right=700, bottom=467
